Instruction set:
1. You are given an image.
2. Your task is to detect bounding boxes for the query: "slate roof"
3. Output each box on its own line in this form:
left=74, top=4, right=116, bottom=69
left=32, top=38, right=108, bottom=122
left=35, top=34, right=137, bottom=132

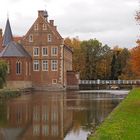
left=2, top=18, right=13, bottom=47
left=0, top=41, right=31, bottom=57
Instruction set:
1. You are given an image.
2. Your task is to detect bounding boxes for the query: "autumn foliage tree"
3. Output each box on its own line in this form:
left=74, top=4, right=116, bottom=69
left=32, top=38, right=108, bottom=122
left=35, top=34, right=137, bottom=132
left=130, top=45, right=140, bottom=77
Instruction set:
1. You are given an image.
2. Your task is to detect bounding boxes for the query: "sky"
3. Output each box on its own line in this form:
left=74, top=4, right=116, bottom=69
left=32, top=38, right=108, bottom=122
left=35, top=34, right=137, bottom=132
left=0, top=0, right=139, bottom=48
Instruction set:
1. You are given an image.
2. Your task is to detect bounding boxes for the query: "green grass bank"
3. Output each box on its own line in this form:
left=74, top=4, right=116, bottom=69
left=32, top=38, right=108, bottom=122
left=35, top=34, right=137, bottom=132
left=89, top=88, right=140, bottom=140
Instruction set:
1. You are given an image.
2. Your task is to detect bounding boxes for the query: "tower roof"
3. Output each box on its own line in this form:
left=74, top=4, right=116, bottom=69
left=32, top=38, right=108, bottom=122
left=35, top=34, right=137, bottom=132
left=2, top=18, right=13, bottom=47
left=0, top=41, right=31, bottom=57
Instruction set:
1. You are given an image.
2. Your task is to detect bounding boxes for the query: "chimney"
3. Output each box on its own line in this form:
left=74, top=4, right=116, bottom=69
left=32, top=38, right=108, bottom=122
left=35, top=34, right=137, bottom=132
left=54, top=26, right=57, bottom=30
left=38, top=10, right=44, bottom=17
left=50, top=20, right=54, bottom=26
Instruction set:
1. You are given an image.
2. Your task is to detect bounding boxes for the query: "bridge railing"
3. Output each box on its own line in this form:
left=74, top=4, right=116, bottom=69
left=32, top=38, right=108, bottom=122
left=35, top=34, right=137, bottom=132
left=79, top=80, right=140, bottom=85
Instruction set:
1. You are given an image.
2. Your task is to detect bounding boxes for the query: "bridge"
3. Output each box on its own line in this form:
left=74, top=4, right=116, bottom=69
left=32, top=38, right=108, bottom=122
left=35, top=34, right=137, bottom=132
left=79, top=80, right=140, bottom=89
left=79, top=80, right=140, bottom=85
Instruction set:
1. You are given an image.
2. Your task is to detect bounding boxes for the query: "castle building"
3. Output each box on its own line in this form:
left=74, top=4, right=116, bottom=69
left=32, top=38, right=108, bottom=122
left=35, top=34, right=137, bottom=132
left=0, top=10, right=78, bottom=90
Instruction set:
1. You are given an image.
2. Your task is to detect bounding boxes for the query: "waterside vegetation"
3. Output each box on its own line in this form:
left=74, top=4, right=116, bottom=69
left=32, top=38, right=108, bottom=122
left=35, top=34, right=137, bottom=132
left=0, top=88, right=21, bottom=99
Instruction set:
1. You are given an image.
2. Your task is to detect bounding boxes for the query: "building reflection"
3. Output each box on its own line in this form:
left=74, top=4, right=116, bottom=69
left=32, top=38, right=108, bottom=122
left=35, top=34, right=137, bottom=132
left=0, top=92, right=123, bottom=140
left=6, top=93, right=73, bottom=140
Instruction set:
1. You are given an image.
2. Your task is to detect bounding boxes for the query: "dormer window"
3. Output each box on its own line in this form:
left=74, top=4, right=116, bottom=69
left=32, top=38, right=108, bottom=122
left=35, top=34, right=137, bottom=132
left=34, top=24, right=38, bottom=30
left=43, top=24, right=47, bottom=30
left=48, top=34, right=52, bottom=42
left=29, top=34, right=33, bottom=42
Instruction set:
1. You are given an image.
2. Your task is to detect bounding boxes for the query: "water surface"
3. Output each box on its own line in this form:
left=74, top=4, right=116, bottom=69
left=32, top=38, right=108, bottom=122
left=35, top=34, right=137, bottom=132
left=0, top=90, right=128, bottom=140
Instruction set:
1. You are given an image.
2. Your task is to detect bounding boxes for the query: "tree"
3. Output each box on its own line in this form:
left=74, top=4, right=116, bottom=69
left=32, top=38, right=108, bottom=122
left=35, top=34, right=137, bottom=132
left=80, top=39, right=111, bottom=80
left=0, top=60, right=7, bottom=88
left=130, top=45, right=140, bottom=77
left=110, top=47, right=130, bottom=80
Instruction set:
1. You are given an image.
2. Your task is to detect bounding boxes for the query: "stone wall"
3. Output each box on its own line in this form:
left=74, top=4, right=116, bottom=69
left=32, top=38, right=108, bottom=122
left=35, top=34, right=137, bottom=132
left=6, top=81, right=32, bottom=89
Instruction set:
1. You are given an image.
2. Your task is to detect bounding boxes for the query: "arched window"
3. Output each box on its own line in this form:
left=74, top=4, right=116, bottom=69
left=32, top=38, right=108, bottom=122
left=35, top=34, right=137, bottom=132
left=16, top=61, right=22, bottom=74
left=7, top=61, right=10, bottom=74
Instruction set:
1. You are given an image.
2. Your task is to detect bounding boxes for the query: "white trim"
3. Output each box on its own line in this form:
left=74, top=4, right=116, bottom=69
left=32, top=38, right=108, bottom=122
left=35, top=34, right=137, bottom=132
left=33, top=60, right=40, bottom=71
left=52, top=79, right=57, bottom=84
left=42, top=60, right=48, bottom=71
left=34, top=24, right=38, bottom=30
left=42, top=47, right=48, bottom=56
left=51, top=60, right=58, bottom=71
left=43, top=23, right=47, bottom=30
left=33, top=47, right=39, bottom=56
left=51, top=46, right=58, bottom=56
left=48, top=34, right=52, bottom=42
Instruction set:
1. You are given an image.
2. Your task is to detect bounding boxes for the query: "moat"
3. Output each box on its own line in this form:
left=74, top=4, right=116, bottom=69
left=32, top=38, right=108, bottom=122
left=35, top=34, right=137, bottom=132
left=0, top=90, right=128, bottom=140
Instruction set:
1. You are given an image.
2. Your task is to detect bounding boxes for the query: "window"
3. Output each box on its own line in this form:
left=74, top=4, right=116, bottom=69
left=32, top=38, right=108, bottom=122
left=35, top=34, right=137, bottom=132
left=29, top=62, right=31, bottom=75
left=51, top=125, right=58, bottom=136
left=7, top=61, right=10, bottom=74
left=26, top=62, right=28, bottom=76
left=42, top=60, right=48, bottom=71
left=33, top=60, right=39, bottom=71
left=33, top=105, right=40, bottom=121
left=34, top=24, right=38, bottom=30
left=29, top=34, right=33, bottom=42
left=16, top=61, right=22, bottom=74
left=42, top=125, right=49, bottom=136
left=33, top=125, right=40, bottom=136
left=42, top=105, right=48, bottom=121
left=48, top=34, right=52, bottom=42
left=42, top=47, right=48, bottom=56
left=51, top=60, right=57, bottom=71
left=52, top=79, right=57, bottom=84
left=51, top=47, right=58, bottom=56
left=33, top=47, right=39, bottom=56
left=51, top=111, right=58, bottom=122
left=43, top=24, right=47, bottom=30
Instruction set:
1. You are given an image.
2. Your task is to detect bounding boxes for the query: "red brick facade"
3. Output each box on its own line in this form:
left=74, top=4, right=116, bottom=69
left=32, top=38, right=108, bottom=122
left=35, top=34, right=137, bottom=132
left=0, top=10, right=77, bottom=90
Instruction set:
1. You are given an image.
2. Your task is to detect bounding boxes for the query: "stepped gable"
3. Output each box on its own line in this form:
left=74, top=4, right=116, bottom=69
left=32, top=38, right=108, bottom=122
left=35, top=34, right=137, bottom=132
left=0, top=41, right=31, bottom=57
left=22, top=10, right=63, bottom=45
left=2, top=18, right=13, bottom=47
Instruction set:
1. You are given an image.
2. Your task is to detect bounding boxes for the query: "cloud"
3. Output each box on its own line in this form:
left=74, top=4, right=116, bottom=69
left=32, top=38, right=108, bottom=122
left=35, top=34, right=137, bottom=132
left=0, top=0, right=139, bottom=48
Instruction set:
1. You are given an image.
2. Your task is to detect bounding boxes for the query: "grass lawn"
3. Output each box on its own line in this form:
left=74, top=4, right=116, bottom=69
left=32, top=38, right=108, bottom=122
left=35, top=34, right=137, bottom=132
left=89, top=88, right=140, bottom=140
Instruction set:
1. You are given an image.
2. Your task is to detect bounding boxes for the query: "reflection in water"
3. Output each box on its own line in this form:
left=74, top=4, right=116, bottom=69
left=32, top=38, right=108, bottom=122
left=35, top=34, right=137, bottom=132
left=0, top=91, right=126, bottom=140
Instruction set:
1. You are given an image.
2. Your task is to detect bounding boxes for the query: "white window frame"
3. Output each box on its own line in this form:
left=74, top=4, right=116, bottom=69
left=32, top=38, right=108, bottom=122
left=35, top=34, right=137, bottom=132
left=52, top=79, right=57, bottom=84
left=51, top=60, right=57, bottom=71
left=51, top=47, right=58, bottom=56
left=42, top=60, right=48, bottom=71
left=43, top=24, right=47, bottom=30
left=33, top=60, right=40, bottom=71
left=29, top=34, right=33, bottom=42
left=42, top=47, right=48, bottom=56
left=33, top=47, right=39, bottom=56
left=34, top=24, right=38, bottom=30
left=48, top=34, right=52, bottom=42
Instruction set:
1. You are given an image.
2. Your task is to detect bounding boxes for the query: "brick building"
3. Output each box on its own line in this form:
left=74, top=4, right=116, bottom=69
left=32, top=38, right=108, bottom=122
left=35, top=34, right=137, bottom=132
left=0, top=10, right=78, bottom=90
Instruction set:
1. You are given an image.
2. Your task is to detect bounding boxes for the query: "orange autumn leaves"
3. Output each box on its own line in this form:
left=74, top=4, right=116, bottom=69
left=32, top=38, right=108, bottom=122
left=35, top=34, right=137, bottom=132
left=130, top=44, right=140, bottom=76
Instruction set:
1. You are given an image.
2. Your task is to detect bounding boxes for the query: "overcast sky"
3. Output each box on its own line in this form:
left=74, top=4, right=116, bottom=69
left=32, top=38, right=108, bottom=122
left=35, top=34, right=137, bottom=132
left=0, top=0, right=139, bottom=48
